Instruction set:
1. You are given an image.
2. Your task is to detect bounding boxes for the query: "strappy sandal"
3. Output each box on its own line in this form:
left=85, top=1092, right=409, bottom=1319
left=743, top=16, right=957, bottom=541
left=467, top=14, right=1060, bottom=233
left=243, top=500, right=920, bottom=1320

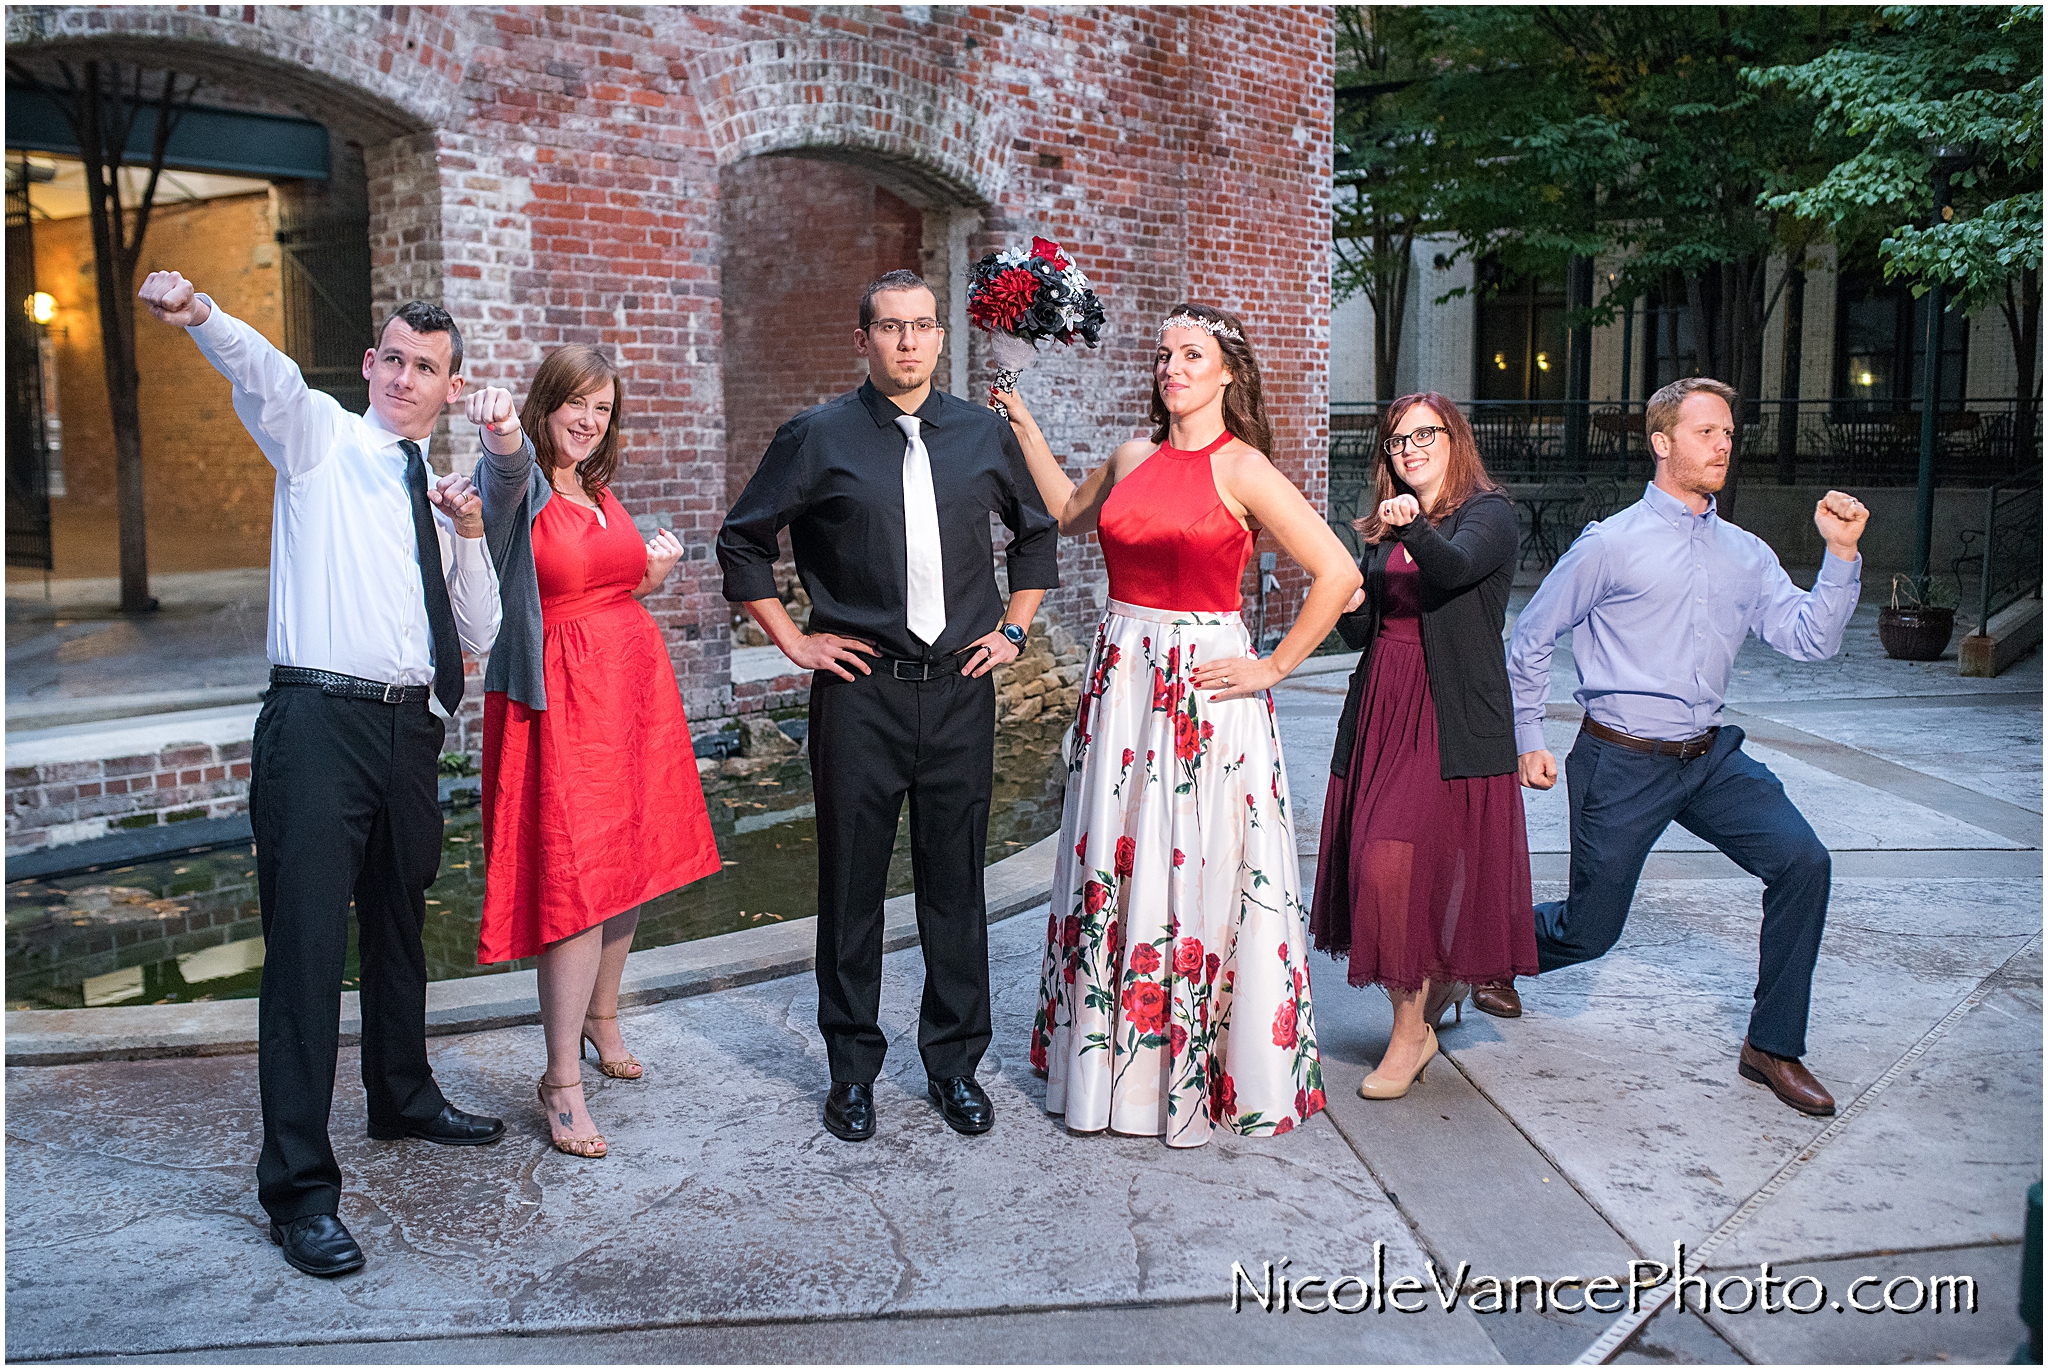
left=581, top=1012, right=643, bottom=1080
left=537, top=1076, right=607, bottom=1158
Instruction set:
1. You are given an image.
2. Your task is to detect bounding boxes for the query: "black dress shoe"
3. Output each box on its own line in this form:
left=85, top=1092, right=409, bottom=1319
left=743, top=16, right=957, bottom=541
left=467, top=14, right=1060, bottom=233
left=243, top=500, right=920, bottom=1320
left=823, top=1082, right=875, bottom=1141
left=270, top=1213, right=366, bottom=1277
left=928, top=1075, right=993, bottom=1135
left=366, top=1102, right=505, bottom=1146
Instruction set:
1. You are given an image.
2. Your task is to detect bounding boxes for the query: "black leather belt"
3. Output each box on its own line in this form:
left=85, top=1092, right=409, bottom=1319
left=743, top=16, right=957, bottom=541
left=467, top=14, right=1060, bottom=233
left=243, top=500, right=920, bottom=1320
left=881, top=656, right=962, bottom=682
left=270, top=665, right=432, bottom=705
left=1582, top=716, right=1718, bottom=760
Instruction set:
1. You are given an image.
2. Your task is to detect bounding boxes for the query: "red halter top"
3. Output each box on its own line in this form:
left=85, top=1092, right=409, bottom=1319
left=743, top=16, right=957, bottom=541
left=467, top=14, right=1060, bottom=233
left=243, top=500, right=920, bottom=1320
left=1096, top=430, right=1255, bottom=613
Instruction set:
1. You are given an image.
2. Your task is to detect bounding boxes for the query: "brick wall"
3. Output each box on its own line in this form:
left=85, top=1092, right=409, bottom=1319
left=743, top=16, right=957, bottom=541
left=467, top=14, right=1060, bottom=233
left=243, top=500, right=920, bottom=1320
left=11, top=3, right=1336, bottom=737
left=720, top=156, right=924, bottom=504
left=35, top=192, right=283, bottom=577
left=6, top=739, right=252, bottom=856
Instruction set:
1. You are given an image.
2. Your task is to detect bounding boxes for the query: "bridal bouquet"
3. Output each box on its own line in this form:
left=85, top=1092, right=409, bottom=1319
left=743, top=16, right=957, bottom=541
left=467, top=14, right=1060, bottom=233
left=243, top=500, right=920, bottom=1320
left=967, top=236, right=1105, bottom=417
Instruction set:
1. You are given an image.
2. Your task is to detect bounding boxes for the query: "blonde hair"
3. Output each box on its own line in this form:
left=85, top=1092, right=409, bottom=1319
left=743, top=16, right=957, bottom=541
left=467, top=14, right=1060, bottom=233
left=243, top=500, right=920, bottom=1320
left=1645, top=376, right=1739, bottom=441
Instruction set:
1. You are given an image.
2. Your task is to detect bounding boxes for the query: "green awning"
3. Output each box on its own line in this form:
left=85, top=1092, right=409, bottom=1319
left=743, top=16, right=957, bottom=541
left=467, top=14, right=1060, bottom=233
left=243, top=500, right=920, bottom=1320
left=6, top=86, right=328, bottom=180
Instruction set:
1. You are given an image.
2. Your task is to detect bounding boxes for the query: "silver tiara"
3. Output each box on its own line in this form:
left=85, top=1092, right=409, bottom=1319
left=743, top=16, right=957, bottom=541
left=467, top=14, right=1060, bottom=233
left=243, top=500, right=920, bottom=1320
left=1159, top=313, right=1243, bottom=341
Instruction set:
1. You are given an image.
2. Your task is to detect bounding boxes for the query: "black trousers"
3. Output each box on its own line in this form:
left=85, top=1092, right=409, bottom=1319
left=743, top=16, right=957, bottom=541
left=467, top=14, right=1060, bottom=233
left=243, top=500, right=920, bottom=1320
left=809, top=665, right=995, bottom=1083
left=1533, top=725, right=1831, bottom=1059
left=251, top=686, right=450, bottom=1223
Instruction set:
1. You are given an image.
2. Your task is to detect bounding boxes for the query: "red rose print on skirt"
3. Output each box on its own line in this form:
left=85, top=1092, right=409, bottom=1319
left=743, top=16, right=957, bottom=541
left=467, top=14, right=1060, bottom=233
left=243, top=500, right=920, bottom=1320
left=1173, top=938, right=1204, bottom=977
left=1272, top=1000, right=1298, bottom=1049
left=1122, top=981, right=1169, bottom=1035
left=1129, top=942, right=1162, bottom=976
left=1115, top=835, right=1136, bottom=878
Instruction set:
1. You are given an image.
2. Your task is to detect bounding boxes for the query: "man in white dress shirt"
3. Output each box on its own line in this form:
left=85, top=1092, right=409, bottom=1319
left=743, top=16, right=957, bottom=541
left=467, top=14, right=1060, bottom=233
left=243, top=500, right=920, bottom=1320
left=139, top=271, right=506, bottom=1278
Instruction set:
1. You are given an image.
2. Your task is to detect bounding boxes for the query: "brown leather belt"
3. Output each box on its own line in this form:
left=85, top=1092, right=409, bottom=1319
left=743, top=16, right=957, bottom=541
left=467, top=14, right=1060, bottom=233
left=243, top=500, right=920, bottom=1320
left=1581, top=716, right=1719, bottom=760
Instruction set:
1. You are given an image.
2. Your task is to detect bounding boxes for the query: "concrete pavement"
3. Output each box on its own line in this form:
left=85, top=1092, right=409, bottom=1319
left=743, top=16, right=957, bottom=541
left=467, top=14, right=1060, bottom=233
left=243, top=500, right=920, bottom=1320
left=4, top=598, right=2039, bottom=1363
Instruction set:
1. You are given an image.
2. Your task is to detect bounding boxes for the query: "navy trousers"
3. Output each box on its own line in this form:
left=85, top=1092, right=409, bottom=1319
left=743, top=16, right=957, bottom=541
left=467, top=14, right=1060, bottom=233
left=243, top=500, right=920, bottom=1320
left=1534, top=725, right=1830, bottom=1059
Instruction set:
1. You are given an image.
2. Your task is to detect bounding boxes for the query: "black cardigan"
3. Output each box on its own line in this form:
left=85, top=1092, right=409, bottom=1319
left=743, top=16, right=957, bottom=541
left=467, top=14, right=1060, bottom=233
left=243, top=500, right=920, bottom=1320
left=1329, top=490, right=1520, bottom=781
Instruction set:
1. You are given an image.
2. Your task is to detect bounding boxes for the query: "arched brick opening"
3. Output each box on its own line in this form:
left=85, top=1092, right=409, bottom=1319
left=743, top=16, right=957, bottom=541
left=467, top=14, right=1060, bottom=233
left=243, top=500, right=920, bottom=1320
left=6, top=21, right=444, bottom=579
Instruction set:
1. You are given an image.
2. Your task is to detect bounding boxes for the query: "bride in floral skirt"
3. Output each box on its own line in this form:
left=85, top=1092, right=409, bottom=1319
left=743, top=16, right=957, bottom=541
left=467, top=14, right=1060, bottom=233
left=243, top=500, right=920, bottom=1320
left=996, top=304, right=1361, bottom=1146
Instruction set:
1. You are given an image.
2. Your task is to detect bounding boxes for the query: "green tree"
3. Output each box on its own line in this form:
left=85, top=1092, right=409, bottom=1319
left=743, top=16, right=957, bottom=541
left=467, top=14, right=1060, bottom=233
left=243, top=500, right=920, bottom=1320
left=1750, top=5, right=2043, bottom=454
left=1332, top=7, right=1451, bottom=403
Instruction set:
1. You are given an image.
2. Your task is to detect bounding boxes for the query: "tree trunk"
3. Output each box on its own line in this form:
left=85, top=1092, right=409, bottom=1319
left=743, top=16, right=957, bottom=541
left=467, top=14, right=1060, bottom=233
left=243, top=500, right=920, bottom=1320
left=2002, top=267, right=2041, bottom=475
left=1777, top=265, right=1805, bottom=485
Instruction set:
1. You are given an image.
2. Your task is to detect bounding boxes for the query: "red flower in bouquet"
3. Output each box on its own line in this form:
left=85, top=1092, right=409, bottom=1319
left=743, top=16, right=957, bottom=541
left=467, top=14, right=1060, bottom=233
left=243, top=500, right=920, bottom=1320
left=1122, top=981, right=1169, bottom=1035
left=968, top=266, right=1039, bottom=332
left=1030, top=235, right=1072, bottom=270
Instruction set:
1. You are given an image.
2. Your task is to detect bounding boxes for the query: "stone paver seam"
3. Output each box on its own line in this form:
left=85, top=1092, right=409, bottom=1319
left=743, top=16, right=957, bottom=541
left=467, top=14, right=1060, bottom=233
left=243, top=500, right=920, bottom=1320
left=1572, top=931, right=2044, bottom=1366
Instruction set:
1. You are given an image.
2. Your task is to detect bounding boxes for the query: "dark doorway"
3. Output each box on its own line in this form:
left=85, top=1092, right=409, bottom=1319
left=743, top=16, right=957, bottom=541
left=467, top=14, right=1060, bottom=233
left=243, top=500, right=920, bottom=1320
left=6, top=152, right=54, bottom=570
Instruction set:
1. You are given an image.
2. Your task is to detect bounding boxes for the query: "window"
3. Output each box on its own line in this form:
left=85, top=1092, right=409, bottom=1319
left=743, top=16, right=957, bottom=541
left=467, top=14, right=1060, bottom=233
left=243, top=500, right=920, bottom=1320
left=1475, top=258, right=1567, bottom=402
left=1834, top=270, right=1966, bottom=409
left=1640, top=281, right=1700, bottom=394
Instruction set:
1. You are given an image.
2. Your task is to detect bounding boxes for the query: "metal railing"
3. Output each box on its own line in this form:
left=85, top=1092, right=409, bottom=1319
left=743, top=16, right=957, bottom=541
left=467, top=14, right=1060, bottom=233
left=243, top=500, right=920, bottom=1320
left=1331, top=397, right=2042, bottom=489
left=1961, top=473, right=2043, bottom=630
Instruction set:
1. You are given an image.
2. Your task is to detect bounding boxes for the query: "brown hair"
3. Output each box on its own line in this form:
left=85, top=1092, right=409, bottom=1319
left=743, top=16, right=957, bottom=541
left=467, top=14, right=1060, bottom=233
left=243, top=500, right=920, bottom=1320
left=1644, top=376, right=1740, bottom=445
left=860, top=269, right=933, bottom=328
left=521, top=345, right=624, bottom=507
left=1352, top=392, right=1503, bottom=543
left=1148, top=303, right=1274, bottom=457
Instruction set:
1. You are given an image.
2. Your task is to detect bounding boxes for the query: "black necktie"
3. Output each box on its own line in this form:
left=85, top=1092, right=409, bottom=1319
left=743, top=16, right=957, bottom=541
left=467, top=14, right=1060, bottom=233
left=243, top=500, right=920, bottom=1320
left=400, top=439, right=464, bottom=715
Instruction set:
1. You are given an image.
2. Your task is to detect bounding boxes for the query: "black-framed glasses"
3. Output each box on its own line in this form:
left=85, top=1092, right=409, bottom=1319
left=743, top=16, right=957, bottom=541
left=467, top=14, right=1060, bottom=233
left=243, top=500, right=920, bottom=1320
left=866, top=317, right=945, bottom=338
left=1384, top=425, right=1445, bottom=456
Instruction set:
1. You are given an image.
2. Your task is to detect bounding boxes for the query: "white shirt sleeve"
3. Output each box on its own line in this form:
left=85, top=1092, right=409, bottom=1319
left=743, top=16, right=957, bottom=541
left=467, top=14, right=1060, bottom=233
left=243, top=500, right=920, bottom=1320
left=437, top=509, right=503, bottom=657
left=185, top=296, right=343, bottom=480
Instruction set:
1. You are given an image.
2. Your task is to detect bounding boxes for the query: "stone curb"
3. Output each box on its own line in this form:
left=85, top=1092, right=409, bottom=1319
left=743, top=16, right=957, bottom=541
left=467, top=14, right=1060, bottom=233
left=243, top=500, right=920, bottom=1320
left=2, top=832, right=1062, bottom=1067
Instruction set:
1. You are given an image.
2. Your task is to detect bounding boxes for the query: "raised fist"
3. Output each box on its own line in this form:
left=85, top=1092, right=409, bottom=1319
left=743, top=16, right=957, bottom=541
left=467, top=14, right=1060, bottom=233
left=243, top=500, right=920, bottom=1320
left=1378, top=493, right=1421, bottom=528
left=429, top=472, right=485, bottom=539
left=1813, top=490, right=1868, bottom=558
left=464, top=385, right=520, bottom=436
left=137, top=270, right=210, bottom=328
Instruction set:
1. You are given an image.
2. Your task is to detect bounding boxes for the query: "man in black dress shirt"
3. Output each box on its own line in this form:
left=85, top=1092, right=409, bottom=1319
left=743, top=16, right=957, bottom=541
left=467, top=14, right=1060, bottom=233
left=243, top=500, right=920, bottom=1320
left=719, top=269, right=1059, bottom=1141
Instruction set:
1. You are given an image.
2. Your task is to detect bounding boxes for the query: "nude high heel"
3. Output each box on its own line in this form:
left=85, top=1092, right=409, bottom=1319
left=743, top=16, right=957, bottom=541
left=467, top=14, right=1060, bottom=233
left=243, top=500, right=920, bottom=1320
left=581, top=1012, right=643, bottom=1080
left=538, top=1076, right=607, bottom=1158
left=1359, top=1024, right=1439, bottom=1100
left=1425, top=980, right=1470, bottom=1032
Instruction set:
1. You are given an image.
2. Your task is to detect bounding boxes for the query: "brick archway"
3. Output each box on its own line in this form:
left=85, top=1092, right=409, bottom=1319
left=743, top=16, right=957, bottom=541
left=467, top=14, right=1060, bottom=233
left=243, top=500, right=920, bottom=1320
left=685, top=37, right=1008, bottom=211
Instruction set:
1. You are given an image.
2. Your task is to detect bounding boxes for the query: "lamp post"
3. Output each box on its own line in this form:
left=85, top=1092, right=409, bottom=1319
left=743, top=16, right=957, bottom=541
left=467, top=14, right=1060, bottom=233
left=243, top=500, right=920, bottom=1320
left=1911, top=143, right=1971, bottom=598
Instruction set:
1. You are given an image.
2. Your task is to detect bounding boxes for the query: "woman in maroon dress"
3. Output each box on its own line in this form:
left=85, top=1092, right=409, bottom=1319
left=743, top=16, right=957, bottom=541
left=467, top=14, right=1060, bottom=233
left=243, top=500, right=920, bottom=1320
left=1309, top=393, right=1536, bottom=1099
left=470, top=347, right=720, bottom=1158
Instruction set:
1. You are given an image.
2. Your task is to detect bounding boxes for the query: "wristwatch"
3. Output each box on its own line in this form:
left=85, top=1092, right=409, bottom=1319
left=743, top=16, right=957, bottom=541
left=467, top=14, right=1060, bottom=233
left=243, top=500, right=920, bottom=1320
left=1000, top=622, right=1028, bottom=648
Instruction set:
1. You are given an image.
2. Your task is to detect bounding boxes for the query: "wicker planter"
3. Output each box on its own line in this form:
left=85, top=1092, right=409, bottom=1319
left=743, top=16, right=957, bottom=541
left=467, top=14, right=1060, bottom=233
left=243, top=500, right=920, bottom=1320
left=1878, top=605, right=1956, bottom=661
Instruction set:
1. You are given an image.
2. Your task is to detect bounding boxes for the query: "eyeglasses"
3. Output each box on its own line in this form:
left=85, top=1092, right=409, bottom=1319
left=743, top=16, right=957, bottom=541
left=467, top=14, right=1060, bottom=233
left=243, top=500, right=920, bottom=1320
left=1383, top=425, right=1445, bottom=457
left=866, top=318, right=945, bottom=339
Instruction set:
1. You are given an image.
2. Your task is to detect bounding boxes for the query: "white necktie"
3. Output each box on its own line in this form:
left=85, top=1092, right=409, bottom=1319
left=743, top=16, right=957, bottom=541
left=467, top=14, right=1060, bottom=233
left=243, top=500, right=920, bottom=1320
left=896, top=414, right=947, bottom=645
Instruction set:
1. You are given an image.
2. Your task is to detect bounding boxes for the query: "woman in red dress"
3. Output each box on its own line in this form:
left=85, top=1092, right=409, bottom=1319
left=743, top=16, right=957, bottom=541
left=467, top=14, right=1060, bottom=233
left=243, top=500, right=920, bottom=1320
left=470, top=346, right=720, bottom=1158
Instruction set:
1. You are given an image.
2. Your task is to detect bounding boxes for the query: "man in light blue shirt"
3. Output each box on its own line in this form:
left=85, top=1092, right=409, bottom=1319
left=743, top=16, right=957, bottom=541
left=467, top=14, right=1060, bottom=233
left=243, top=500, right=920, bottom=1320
left=1504, top=377, right=1869, bottom=1117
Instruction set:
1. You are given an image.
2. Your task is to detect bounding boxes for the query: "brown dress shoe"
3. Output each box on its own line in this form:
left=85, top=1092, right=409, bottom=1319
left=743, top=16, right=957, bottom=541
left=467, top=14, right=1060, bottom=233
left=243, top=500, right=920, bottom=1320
left=1471, top=981, right=1522, bottom=1018
left=1739, top=1041, right=1835, bottom=1117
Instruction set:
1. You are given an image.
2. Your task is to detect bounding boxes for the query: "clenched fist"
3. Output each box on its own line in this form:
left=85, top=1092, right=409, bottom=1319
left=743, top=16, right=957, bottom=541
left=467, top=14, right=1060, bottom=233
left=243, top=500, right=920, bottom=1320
left=137, top=270, right=211, bottom=328
left=464, top=385, right=520, bottom=437
left=429, top=472, right=484, bottom=539
left=640, top=527, right=684, bottom=594
left=1813, top=490, right=1869, bottom=561
left=1378, top=493, right=1421, bottom=528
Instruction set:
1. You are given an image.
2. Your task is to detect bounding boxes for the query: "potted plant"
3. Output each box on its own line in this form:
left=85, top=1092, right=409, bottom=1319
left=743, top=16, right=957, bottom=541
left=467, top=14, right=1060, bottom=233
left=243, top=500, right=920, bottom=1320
left=1878, top=574, right=1958, bottom=661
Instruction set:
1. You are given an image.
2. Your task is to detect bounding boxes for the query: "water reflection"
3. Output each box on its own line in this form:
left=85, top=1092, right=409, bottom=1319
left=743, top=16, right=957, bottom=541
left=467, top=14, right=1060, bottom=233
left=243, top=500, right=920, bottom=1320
left=6, top=714, right=1071, bottom=1010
